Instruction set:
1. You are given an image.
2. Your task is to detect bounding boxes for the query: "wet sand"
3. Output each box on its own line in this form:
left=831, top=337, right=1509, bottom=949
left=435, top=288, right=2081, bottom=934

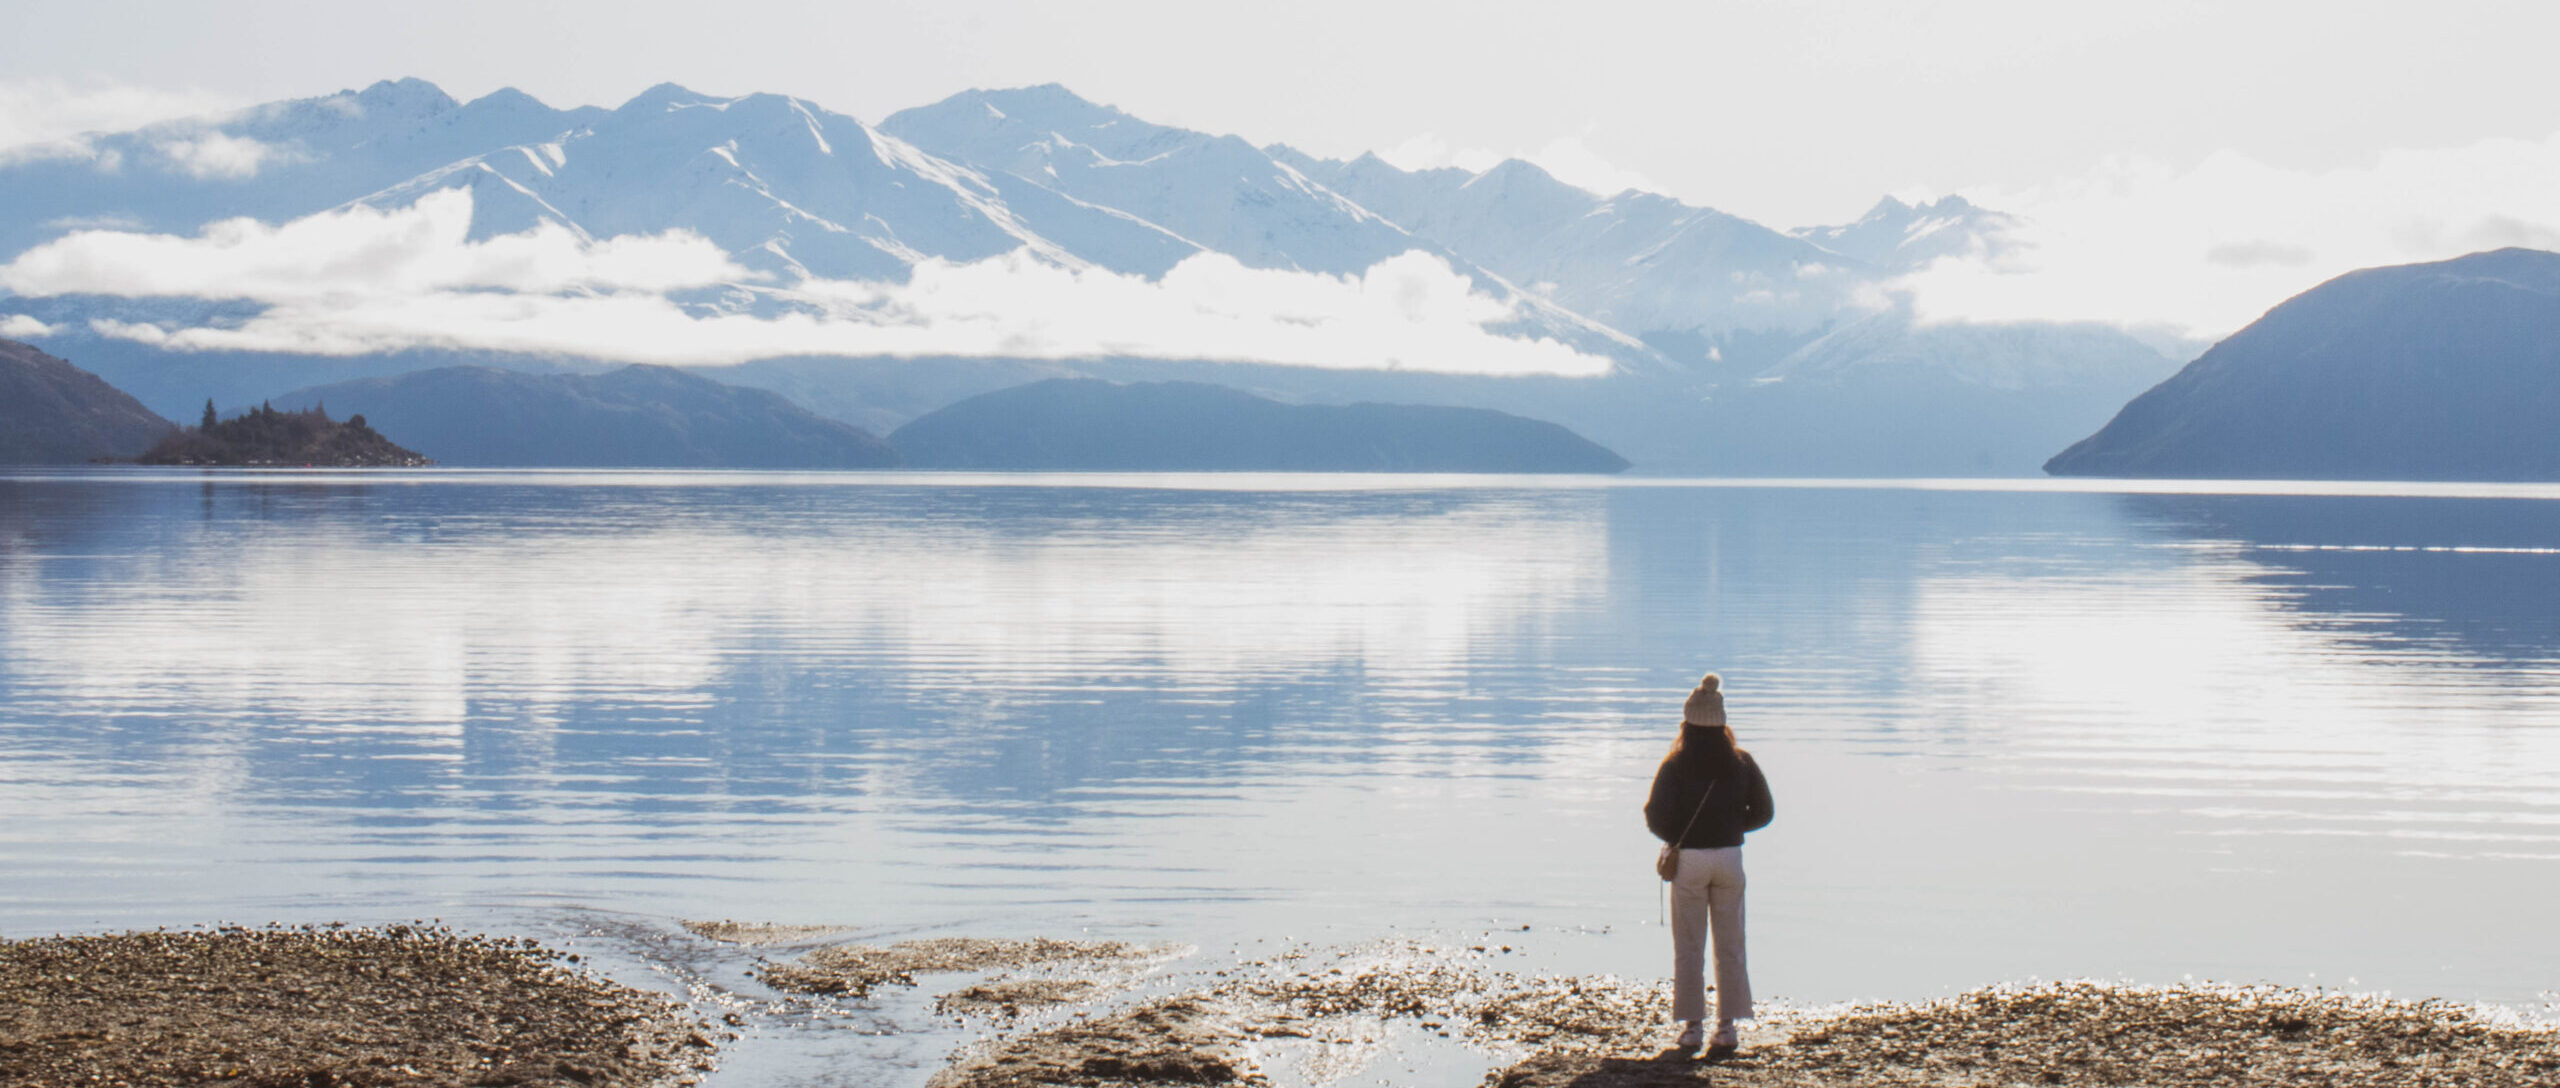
left=0, top=925, right=717, bottom=1088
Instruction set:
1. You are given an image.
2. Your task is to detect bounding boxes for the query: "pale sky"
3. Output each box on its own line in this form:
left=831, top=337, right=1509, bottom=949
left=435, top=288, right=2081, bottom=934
left=5, top=0, right=2560, bottom=344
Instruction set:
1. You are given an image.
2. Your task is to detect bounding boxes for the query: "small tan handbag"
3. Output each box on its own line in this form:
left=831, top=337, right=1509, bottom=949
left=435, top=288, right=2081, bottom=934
left=1654, top=781, right=1718, bottom=880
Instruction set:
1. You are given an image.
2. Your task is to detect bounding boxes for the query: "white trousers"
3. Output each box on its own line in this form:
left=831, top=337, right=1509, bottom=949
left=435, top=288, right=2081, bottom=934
left=1669, top=845, right=1751, bottom=1022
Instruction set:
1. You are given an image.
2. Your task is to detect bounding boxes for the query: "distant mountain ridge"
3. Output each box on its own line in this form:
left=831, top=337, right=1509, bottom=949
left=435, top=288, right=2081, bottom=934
left=2047, top=248, right=2560, bottom=480
left=891, top=379, right=1630, bottom=473
left=1788, top=195, right=2019, bottom=274
left=0, top=79, right=605, bottom=258
left=0, top=76, right=2016, bottom=352
left=1682, top=310, right=2181, bottom=475
left=1272, top=149, right=1867, bottom=344
left=0, top=77, right=2183, bottom=474
left=278, top=365, right=900, bottom=468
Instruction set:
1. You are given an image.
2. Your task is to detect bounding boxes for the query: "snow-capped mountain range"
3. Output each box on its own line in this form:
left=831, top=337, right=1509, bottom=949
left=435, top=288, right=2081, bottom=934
left=0, top=78, right=2183, bottom=472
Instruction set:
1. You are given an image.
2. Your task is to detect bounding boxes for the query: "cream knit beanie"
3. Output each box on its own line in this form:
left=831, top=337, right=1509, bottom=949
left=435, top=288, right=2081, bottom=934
left=1682, top=673, right=1726, bottom=726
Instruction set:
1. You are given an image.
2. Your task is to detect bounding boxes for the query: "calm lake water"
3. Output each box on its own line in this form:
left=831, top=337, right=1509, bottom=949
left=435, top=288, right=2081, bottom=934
left=3, top=470, right=2556, bottom=1079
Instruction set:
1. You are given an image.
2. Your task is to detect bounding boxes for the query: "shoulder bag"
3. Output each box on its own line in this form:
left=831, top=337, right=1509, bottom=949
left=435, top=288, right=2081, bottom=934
left=1653, top=779, right=1718, bottom=881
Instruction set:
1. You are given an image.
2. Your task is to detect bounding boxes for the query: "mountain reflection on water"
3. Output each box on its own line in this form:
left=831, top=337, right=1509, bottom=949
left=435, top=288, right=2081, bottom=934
left=2117, top=492, right=2560, bottom=665
left=0, top=471, right=2553, bottom=1018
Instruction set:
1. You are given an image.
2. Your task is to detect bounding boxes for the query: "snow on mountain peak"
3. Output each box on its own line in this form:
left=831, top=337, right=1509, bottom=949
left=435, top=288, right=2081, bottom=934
left=0, top=75, right=2057, bottom=387
left=1462, top=157, right=1572, bottom=195
left=1008, top=82, right=1112, bottom=111
left=462, top=87, right=557, bottom=115
left=886, top=85, right=1177, bottom=166
left=1795, top=194, right=2014, bottom=273
left=348, top=78, right=459, bottom=119
left=1848, top=195, right=1911, bottom=225
left=619, top=82, right=723, bottom=114
left=1292, top=146, right=1879, bottom=340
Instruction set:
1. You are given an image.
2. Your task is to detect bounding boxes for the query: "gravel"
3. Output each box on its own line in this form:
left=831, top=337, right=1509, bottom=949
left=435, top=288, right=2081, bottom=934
left=937, top=979, right=1107, bottom=1019
left=1715, top=981, right=2560, bottom=1088
left=0, top=924, right=718, bottom=1088
left=902, top=940, right=2560, bottom=1088
left=14, top=922, right=2550, bottom=1088
left=757, top=937, right=1158, bottom=999
left=929, top=995, right=1262, bottom=1088
left=676, top=921, right=857, bottom=948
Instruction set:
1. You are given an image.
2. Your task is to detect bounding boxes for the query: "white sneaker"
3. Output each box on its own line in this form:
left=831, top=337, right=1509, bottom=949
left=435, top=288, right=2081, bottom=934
left=1675, top=1022, right=1704, bottom=1050
left=1708, top=1019, right=1740, bottom=1055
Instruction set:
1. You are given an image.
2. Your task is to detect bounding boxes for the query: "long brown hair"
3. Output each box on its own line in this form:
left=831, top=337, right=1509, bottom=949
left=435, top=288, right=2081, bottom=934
left=1664, top=721, right=1745, bottom=777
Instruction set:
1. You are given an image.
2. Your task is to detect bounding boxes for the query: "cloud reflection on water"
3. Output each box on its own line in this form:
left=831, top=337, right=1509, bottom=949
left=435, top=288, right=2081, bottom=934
left=0, top=474, right=2554, bottom=1012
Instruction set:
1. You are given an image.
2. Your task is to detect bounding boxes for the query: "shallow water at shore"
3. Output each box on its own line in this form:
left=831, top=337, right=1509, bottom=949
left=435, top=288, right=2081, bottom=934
left=3, top=469, right=2557, bottom=1082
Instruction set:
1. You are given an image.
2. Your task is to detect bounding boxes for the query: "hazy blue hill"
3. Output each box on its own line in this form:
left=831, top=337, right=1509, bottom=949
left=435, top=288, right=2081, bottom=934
left=278, top=365, right=899, bottom=468
left=1686, top=312, right=2180, bottom=475
left=0, top=338, right=173, bottom=463
left=888, top=378, right=1630, bottom=473
left=2048, top=248, right=2560, bottom=480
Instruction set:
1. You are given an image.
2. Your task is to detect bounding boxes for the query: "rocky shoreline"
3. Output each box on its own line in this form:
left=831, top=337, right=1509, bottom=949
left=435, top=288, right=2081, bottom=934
left=1482, top=982, right=2560, bottom=1087
left=5, top=922, right=2553, bottom=1087
left=677, top=924, right=2560, bottom=1087
left=0, top=925, right=716, bottom=1087
left=899, top=937, right=2560, bottom=1088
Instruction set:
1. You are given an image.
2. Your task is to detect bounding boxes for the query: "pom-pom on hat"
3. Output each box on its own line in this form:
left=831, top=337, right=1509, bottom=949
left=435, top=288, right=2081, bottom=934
left=1683, top=673, right=1726, bottom=727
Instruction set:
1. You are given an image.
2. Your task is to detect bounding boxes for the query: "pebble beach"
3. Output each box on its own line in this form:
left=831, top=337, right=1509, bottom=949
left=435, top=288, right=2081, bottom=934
left=6, top=923, right=2553, bottom=1088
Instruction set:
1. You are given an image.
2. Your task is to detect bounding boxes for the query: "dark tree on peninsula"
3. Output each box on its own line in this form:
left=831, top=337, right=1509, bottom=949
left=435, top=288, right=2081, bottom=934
left=141, top=401, right=430, bottom=467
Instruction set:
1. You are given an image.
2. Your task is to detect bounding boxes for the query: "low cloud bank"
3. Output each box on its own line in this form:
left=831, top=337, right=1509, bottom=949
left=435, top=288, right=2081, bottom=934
left=0, top=79, right=245, bottom=169
left=152, top=132, right=299, bottom=180
left=1898, top=132, right=2560, bottom=339
left=0, top=190, right=1612, bottom=377
left=3, top=191, right=742, bottom=298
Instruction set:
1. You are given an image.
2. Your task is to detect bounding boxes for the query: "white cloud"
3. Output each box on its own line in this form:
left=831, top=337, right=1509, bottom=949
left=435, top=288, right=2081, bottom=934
left=0, top=491, right=1605, bottom=730
left=0, top=80, right=297, bottom=180
left=153, top=132, right=294, bottom=179
left=1, top=190, right=747, bottom=299
left=1897, top=132, right=2560, bottom=338
left=0, top=190, right=1611, bottom=377
left=0, top=315, right=56, bottom=338
left=2203, top=240, right=2315, bottom=269
left=40, top=214, right=146, bottom=232
left=0, top=78, right=241, bottom=167
left=0, top=137, right=110, bottom=170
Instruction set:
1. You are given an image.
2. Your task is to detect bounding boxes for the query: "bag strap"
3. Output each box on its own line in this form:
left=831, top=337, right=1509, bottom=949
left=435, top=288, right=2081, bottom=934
left=1668, top=779, right=1718, bottom=850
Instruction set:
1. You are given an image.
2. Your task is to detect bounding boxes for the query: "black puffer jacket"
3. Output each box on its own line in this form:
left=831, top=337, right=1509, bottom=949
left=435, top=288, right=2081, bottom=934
left=1644, top=748, right=1774, bottom=849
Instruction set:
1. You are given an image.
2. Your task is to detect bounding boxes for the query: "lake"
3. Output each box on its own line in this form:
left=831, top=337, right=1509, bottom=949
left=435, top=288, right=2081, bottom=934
left=3, top=469, right=2556, bottom=1081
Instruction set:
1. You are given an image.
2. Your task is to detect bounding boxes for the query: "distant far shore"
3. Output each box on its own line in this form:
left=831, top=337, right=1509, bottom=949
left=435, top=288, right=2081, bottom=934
left=14, top=466, right=2560, bottom=503
left=6, top=922, right=2553, bottom=1088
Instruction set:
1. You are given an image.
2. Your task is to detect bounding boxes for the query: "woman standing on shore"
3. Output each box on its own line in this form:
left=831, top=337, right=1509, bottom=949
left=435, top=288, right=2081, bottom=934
left=1644, top=673, right=1774, bottom=1058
